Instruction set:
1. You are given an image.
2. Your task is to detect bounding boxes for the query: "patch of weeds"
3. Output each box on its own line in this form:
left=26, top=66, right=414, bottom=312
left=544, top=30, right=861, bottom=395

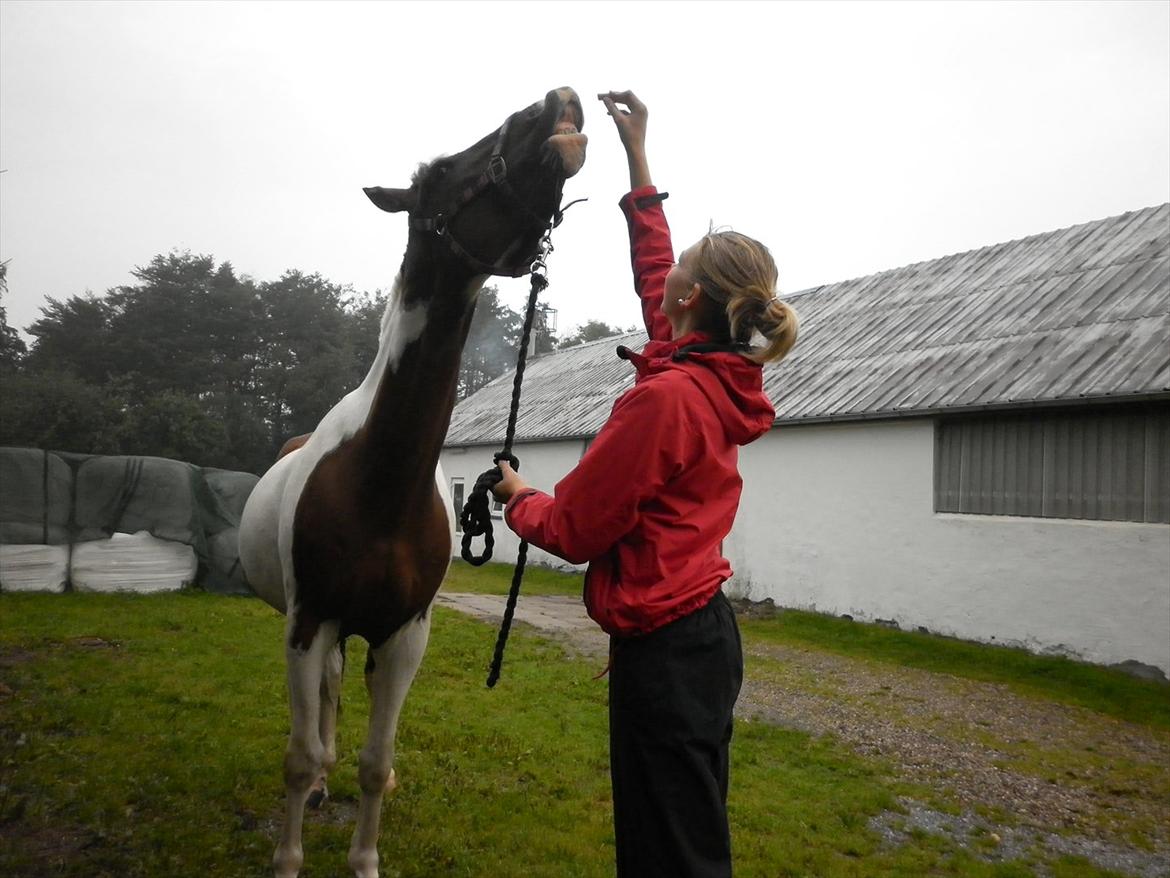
left=742, top=650, right=840, bottom=699
left=973, top=802, right=1019, bottom=828
left=739, top=610, right=1170, bottom=729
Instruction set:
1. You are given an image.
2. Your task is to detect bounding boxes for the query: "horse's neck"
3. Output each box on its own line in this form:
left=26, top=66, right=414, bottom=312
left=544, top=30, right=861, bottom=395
left=355, top=262, right=483, bottom=493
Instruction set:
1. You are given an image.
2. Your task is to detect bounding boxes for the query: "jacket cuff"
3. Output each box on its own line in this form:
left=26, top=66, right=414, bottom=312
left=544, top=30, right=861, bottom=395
left=619, top=185, right=669, bottom=217
left=503, top=487, right=541, bottom=524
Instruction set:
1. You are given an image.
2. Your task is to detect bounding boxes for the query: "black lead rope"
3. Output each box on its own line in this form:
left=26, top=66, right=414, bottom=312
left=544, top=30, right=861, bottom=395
left=459, top=231, right=554, bottom=688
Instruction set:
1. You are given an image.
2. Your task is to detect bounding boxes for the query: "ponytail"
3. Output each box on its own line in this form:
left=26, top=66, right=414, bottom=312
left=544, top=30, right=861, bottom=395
left=692, top=231, right=800, bottom=365
left=738, top=294, right=799, bottom=365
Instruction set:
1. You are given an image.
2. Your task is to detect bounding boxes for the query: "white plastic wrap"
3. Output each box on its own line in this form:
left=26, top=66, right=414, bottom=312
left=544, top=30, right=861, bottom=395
left=70, top=531, right=197, bottom=593
left=0, top=544, right=70, bottom=592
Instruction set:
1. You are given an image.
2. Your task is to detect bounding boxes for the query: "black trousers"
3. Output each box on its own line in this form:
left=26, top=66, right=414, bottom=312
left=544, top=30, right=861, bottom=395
left=609, top=591, right=744, bottom=878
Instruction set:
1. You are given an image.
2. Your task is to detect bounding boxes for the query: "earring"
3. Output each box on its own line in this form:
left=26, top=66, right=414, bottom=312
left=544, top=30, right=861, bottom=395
left=677, top=298, right=684, bottom=304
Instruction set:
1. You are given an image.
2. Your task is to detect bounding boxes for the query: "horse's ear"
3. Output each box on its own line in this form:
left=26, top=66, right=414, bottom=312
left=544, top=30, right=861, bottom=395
left=363, top=186, right=416, bottom=213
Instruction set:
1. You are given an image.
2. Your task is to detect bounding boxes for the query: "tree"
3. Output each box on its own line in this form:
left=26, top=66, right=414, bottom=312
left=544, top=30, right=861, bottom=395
left=103, top=252, right=267, bottom=469
left=254, top=270, right=366, bottom=451
left=347, top=289, right=390, bottom=379
left=115, top=389, right=231, bottom=467
left=24, top=293, right=116, bottom=380
left=102, top=252, right=260, bottom=402
left=558, top=319, right=635, bottom=349
left=0, top=369, right=125, bottom=454
left=7, top=251, right=431, bottom=470
left=458, top=286, right=522, bottom=400
left=0, top=262, right=27, bottom=369
left=15, top=251, right=267, bottom=467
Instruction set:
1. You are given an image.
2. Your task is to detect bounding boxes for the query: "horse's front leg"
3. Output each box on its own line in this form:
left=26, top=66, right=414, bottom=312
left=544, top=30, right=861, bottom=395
left=347, top=607, right=432, bottom=878
left=274, top=616, right=341, bottom=878
left=307, top=640, right=345, bottom=809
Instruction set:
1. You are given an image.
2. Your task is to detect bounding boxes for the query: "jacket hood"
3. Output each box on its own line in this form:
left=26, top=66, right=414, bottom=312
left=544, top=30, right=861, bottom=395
left=617, top=332, right=776, bottom=446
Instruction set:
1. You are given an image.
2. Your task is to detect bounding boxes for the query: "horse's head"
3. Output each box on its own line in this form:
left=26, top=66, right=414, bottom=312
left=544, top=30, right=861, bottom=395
left=365, top=87, right=586, bottom=281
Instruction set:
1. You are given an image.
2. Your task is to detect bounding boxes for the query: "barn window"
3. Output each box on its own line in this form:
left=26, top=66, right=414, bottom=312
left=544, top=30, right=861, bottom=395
left=934, top=404, right=1169, bottom=523
left=451, top=478, right=465, bottom=532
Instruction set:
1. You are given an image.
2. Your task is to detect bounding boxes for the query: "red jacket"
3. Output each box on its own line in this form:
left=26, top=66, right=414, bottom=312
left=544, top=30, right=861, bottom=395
left=505, top=185, right=776, bottom=636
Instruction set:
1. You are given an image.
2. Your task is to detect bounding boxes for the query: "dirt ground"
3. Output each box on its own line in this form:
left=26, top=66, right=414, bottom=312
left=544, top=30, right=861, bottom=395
left=436, top=593, right=1170, bottom=878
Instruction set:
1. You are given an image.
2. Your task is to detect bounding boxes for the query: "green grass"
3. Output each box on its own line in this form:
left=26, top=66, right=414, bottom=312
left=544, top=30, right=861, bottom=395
left=441, top=558, right=584, bottom=597
left=0, top=587, right=1148, bottom=878
left=740, top=609, right=1170, bottom=730
left=450, top=561, right=1170, bottom=730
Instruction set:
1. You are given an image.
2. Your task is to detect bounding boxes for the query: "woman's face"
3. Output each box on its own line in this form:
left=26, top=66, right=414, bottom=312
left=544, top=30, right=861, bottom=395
left=662, top=243, right=701, bottom=330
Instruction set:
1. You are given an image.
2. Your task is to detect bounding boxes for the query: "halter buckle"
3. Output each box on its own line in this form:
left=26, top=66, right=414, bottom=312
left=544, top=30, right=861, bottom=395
left=487, top=155, right=508, bottom=184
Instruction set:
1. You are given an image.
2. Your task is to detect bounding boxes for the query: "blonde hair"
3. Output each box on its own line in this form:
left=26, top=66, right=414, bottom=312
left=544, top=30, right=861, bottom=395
left=691, top=231, right=799, bottom=365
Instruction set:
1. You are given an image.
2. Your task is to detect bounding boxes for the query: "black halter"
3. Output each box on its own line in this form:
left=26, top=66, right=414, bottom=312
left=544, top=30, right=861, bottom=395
left=408, top=115, right=582, bottom=278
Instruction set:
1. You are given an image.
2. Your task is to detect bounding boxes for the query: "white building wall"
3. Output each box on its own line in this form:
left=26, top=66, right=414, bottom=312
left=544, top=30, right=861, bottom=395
left=440, top=442, right=587, bottom=574
left=442, top=420, right=1170, bottom=674
left=730, top=419, right=1170, bottom=675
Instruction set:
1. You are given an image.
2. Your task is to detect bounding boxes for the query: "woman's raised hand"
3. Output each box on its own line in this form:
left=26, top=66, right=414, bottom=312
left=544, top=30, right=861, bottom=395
left=598, top=90, right=648, bottom=155
left=598, top=90, right=652, bottom=189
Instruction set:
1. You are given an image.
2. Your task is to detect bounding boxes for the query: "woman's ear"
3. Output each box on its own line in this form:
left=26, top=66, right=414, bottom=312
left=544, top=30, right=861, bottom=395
left=685, top=283, right=704, bottom=309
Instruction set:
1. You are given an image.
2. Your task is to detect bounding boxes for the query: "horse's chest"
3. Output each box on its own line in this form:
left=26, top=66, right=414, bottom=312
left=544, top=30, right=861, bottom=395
left=289, top=450, right=451, bottom=647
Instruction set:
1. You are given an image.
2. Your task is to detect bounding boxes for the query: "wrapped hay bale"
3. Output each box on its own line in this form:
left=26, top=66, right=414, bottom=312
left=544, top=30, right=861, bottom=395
left=0, top=544, right=70, bottom=592
left=200, top=468, right=259, bottom=595
left=0, top=448, right=74, bottom=592
left=1, top=448, right=258, bottom=593
left=73, top=455, right=202, bottom=547
left=71, top=456, right=203, bottom=592
left=0, top=448, right=74, bottom=545
left=70, top=531, right=197, bottom=593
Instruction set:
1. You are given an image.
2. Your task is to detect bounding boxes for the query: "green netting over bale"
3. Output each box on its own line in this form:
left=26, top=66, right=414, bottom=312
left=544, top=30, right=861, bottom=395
left=0, top=449, right=74, bottom=545
left=74, top=456, right=203, bottom=546
left=201, top=468, right=262, bottom=594
left=202, top=469, right=260, bottom=531
left=0, top=447, right=259, bottom=596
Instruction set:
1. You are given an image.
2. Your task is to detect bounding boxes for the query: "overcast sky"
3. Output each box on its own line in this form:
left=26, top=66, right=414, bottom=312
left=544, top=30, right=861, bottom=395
left=1, top=1, right=1167, bottom=343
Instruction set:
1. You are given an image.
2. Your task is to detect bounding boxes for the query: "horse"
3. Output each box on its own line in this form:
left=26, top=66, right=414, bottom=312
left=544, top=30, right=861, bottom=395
left=237, top=87, right=586, bottom=878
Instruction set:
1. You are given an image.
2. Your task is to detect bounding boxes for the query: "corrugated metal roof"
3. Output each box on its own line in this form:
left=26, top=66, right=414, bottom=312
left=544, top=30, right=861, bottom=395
left=446, top=204, right=1170, bottom=446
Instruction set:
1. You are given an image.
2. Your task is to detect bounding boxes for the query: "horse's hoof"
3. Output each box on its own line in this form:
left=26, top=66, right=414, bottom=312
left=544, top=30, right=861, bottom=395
left=384, top=768, right=397, bottom=794
left=306, top=781, right=329, bottom=809
left=273, top=843, right=304, bottom=878
left=348, top=848, right=379, bottom=878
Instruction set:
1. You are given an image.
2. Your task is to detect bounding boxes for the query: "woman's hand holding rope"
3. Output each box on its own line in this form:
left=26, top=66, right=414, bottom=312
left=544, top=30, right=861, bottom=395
left=491, top=460, right=530, bottom=504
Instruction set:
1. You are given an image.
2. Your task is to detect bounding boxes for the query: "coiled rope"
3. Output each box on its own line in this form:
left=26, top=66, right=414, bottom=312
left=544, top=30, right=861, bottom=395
left=459, top=231, right=552, bottom=688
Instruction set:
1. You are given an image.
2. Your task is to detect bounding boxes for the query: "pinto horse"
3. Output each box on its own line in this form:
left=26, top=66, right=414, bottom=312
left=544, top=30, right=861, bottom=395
left=237, top=87, right=586, bottom=878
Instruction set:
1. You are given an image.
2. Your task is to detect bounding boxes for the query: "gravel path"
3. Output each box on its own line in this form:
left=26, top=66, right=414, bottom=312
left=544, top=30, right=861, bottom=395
left=438, top=592, right=1170, bottom=878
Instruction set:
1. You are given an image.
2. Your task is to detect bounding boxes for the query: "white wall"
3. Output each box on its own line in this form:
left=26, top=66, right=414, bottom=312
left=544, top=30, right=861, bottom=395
left=442, top=420, right=1170, bottom=674
left=440, top=442, right=588, bottom=574
left=730, top=420, right=1170, bottom=674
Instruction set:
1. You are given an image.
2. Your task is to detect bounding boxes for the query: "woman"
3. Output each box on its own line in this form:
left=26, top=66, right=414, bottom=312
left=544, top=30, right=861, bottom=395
left=491, top=90, right=799, bottom=878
